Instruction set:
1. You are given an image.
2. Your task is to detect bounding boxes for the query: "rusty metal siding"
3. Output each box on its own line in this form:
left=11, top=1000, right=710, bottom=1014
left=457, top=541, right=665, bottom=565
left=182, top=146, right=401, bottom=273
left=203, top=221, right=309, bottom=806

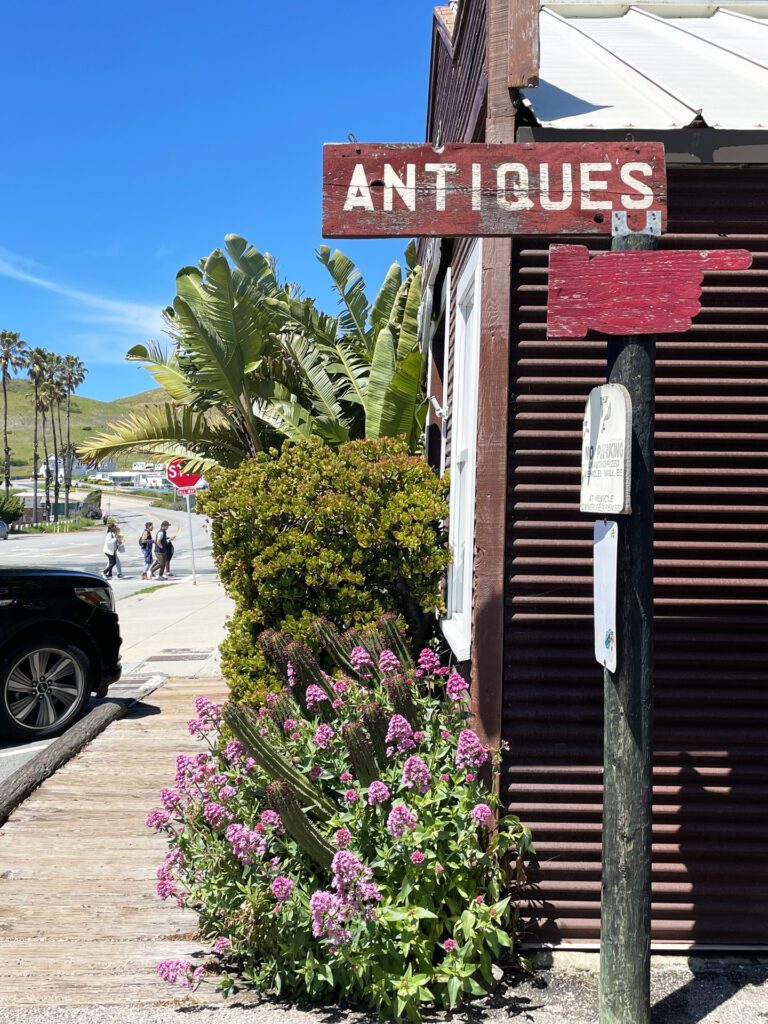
left=503, top=167, right=768, bottom=947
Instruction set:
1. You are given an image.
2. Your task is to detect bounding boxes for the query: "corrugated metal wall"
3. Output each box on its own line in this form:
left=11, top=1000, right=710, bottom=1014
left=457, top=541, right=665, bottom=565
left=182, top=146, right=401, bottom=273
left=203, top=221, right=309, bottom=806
left=503, top=167, right=768, bottom=947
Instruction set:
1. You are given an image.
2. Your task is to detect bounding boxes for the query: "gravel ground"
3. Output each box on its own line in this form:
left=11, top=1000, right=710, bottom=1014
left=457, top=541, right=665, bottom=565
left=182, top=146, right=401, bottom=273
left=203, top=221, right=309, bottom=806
left=3, top=956, right=768, bottom=1024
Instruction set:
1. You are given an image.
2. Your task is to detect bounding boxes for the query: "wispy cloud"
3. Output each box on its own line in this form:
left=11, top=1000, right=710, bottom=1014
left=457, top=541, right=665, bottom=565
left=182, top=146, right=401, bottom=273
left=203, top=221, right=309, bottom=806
left=0, top=252, right=164, bottom=339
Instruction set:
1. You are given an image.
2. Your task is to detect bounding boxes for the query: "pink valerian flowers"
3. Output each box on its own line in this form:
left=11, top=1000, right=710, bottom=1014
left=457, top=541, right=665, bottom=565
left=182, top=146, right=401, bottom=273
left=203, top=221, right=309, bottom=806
left=340, top=771, right=353, bottom=784
left=260, top=810, right=283, bottom=831
left=283, top=718, right=297, bottom=732
left=271, top=876, right=294, bottom=902
left=455, top=728, right=489, bottom=770
left=440, top=729, right=450, bottom=740
left=286, top=661, right=296, bottom=687
left=367, top=780, right=390, bottom=806
left=410, top=850, right=425, bottom=865
left=204, top=802, right=233, bottom=829
left=333, top=677, right=350, bottom=695
left=446, top=672, right=469, bottom=702
left=309, top=765, right=322, bottom=781
left=385, top=714, right=415, bottom=754
left=186, top=695, right=222, bottom=736
left=344, top=789, right=358, bottom=804
left=471, top=803, right=494, bottom=828
left=160, top=788, right=182, bottom=812
left=145, top=808, right=170, bottom=830
left=156, top=848, right=185, bottom=902
left=350, top=646, right=373, bottom=678
left=223, top=739, right=245, bottom=764
left=443, top=939, right=457, bottom=953
left=226, top=822, right=267, bottom=864
left=417, top=647, right=442, bottom=674
left=379, top=649, right=401, bottom=675
left=218, top=785, right=237, bottom=802
left=313, top=723, right=335, bottom=748
left=387, top=803, right=418, bottom=838
left=310, top=852, right=381, bottom=945
left=213, top=936, right=231, bottom=954
left=334, top=827, right=352, bottom=848
left=157, top=958, right=204, bottom=988
left=402, top=755, right=432, bottom=794
left=266, top=692, right=279, bottom=708
left=332, top=698, right=343, bottom=710
left=305, top=684, right=328, bottom=711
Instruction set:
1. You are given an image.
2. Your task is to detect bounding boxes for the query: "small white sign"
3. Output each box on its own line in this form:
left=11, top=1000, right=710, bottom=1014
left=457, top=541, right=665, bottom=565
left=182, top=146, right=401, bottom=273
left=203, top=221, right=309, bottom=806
left=594, top=520, right=618, bottom=672
left=580, top=384, right=632, bottom=515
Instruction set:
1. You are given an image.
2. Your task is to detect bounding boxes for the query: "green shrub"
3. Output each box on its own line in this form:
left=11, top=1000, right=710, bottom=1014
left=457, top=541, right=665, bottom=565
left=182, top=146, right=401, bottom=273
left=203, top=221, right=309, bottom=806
left=147, top=623, right=533, bottom=1018
left=0, top=494, right=24, bottom=525
left=82, top=489, right=102, bottom=513
left=198, top=437, right=449, bottom=702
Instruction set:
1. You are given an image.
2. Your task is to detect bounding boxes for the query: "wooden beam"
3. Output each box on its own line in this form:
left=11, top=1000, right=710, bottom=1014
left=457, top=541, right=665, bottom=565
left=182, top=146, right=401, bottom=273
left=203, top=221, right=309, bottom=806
left=470, top=0, right=515, bottom=763
left=508, top=0, right=540, bottom=89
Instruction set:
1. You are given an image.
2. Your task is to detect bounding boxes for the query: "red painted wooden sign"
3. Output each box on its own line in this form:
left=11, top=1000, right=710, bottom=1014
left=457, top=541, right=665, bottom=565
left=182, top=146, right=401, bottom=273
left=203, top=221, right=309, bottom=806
left=322, top=142, right=667, bottom=238
left=547, top=246, right=753, bottom=339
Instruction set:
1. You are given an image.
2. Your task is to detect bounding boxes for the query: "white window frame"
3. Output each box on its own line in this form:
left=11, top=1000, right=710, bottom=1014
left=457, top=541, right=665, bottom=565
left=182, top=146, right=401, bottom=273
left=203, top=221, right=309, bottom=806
left=442, top=241, right=481, bottom=662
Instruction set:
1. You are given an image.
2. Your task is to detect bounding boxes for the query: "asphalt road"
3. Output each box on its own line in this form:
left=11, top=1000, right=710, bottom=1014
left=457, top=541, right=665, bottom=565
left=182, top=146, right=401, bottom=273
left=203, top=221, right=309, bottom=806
left=0, top=491, right=218, bottom=780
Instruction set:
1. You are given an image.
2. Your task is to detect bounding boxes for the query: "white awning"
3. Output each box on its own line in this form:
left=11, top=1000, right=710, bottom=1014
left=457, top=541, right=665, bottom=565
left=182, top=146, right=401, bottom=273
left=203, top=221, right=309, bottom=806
left=522, top=4, right=768, bottom=130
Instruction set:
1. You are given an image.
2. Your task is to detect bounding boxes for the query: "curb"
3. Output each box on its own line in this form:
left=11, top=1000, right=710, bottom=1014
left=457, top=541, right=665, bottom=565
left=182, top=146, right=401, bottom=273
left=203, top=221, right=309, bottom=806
left=0, top=676, right=165, bottom=827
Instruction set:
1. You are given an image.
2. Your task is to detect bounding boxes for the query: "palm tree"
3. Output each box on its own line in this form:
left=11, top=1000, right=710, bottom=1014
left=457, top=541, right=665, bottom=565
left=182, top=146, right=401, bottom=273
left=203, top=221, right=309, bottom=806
left=26, top=347, right=48, bottom=524
left=47, top=356, right=67, bottom=523
left=61, top=355, right=87, bottom=518
left=254, top=241, right=426, bottom=449
left=39, top=376, right=52, bottom=520
left=78, top=237, right=428, bottom=470
left=0, top=330, right=28, bottom=497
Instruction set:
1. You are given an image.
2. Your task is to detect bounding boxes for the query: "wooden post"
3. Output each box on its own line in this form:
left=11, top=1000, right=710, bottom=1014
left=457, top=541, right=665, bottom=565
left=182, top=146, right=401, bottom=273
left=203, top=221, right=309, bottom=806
left=599, top=223, right=657, bottom=1024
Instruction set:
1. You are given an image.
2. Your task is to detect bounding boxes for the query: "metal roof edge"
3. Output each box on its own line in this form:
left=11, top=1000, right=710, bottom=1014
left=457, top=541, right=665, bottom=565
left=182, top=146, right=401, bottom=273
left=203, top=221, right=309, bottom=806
left=516, top=125, right=768, bottom=162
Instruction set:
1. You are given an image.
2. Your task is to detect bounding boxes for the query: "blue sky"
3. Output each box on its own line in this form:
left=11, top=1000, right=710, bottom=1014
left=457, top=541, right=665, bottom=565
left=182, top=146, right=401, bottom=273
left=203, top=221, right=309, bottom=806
left=0, top=1, right=434, bottom=401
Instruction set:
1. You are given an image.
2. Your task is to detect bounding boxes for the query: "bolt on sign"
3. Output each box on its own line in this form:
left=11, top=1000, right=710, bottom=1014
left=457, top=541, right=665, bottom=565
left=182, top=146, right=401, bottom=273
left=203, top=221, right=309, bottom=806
left=581, top=384, right=632, bottom=515
left=322, top=142, right=667, bottom=237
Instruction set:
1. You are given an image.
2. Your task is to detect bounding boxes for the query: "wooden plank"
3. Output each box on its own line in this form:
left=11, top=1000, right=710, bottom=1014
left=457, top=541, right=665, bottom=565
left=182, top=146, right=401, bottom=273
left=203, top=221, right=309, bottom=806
left=508, top=0, right=539, bottom=88
left=322, top=142, right=667, bottom=238
left=547, top=247, right=753, bottom=339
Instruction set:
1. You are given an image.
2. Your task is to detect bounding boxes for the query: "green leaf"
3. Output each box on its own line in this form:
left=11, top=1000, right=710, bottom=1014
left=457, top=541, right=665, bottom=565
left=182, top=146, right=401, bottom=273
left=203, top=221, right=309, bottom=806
left=364, top=325, right=396, bottom=438
left=447, top=976, right=461, bottom=1009
left=460, top=910, right=476, bottom=941
left=370, top=262, right=403, bottom=335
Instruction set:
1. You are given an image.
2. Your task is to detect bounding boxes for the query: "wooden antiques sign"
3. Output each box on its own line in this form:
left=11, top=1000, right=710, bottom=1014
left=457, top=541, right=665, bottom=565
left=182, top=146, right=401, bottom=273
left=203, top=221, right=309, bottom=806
left=322, top=142, right=667, bottom=238
left=581, top=384, right=632, bottom=515
left=548, top=246, right=753, bottom=338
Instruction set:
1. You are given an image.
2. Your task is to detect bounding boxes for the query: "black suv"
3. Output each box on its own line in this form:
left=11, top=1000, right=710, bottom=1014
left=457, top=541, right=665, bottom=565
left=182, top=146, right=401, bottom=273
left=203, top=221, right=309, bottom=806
left=0, top=569, right=122, bottom=741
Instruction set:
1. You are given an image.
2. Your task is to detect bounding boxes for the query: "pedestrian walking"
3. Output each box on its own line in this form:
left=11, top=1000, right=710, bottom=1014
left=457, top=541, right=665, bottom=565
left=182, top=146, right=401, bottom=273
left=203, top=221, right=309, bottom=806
left=164, top=531, right=177, bottom=577
left=150, top=520, right=170, bottom=578
left=139, top=521, right=154, bottom=579
left=114, top=524, right=126, bottom=578
left=102, top=524, right=119, bottom=579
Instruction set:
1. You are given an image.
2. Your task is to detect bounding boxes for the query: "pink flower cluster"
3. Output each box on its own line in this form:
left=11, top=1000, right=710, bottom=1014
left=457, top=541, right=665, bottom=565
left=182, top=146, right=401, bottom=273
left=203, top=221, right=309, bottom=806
left=309, top=851, right=381, bottom=945
left=334, top=827, right=352, bottom=848
left=446, top=672, right=469, bottom=702
left=187, top=696, right=222, bottom=736
left=225, top=822, right=267, bottom=864
left=156, top=847, right=185, bottom=903
left=203, top=802, right=232, bottom=829
left=385, top=714, right=415, bottom=754
left=417, top=648, right=442, bottom=674
left=379, top=649, right=401, bottom=675
left=145, top=808, right=170, bottom=831
left=387, top=803, right=418, bottom=838
left=305, top=684, right=328, bottom=711
left=156, top=958, right=204, bottom=988
left=213, top=936, right=231, bottom=954
left=401, top=755, right=431, bottom=794
left=456, top=728, right=489, bottom=770
left=470, top=802, right=493, bottom=828
left=260, top=809, right=283, bottom=831
left=333, top=677, right=350, bottom=695
left=222, top=739, right=245, bottom=764
left=350, top=646, right=374, bottom=677
left=367, top=780, right=390, bottom=806
left=313, top=723, right=335, bottom=748
left=271, top=876, right=294, bottom=902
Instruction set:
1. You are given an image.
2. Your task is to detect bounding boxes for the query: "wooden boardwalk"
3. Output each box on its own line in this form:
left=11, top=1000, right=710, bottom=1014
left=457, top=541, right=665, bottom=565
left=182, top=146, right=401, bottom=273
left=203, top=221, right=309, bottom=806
left=0, top=677, right=228, bottom=1007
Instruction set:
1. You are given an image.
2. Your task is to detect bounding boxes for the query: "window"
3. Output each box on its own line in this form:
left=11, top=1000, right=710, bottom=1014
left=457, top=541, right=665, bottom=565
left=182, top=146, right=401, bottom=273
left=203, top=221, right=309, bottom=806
left=442, top=242, right=481, bottom=661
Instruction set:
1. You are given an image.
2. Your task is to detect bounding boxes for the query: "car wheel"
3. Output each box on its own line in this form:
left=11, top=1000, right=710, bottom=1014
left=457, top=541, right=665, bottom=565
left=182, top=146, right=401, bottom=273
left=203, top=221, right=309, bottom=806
left=0, top=637, right=91, bottom=741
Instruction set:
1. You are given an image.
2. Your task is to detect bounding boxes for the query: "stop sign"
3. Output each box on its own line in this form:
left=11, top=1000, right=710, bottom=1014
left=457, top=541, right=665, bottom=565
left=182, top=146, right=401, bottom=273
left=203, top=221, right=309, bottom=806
left=166, top=458, right=202, bottom=490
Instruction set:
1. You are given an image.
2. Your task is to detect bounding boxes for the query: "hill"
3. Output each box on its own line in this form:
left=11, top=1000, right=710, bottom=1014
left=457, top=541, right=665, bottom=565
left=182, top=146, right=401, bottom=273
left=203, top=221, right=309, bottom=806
left=3, top=379, right=166, bottom=475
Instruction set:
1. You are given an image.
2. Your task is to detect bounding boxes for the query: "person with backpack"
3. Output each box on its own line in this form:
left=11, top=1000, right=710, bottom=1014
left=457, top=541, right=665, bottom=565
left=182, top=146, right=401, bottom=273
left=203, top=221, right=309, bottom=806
left=164, top=532, right=177, bottom=578
left=140, top=521, right=153, bottom=580
left=150, top=520, right=170, bottom=579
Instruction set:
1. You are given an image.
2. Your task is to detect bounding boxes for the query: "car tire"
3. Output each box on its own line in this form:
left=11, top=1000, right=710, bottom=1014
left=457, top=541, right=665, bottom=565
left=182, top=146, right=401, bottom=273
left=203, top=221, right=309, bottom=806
left=0, top=637, right=92, bottom=741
